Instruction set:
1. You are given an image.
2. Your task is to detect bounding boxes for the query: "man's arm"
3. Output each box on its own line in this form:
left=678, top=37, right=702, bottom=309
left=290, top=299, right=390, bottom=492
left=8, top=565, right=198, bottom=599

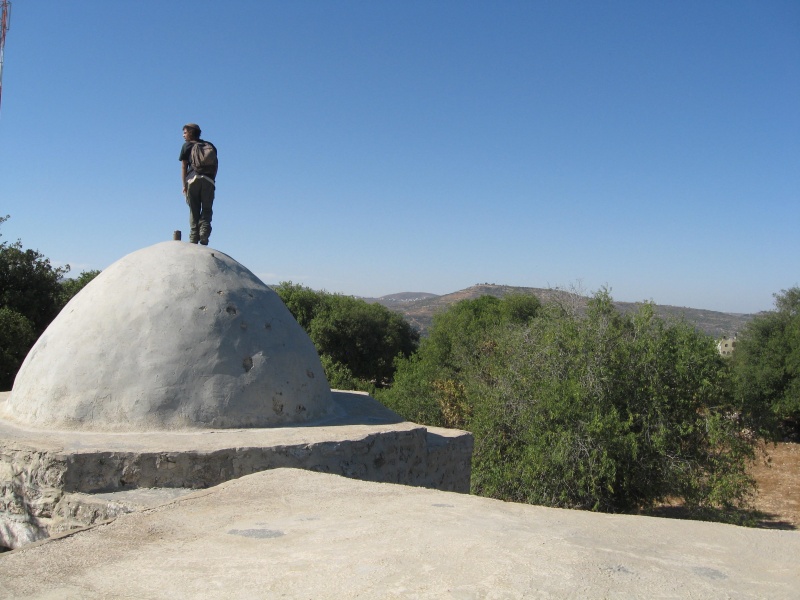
left=181, top=160, right=188, bottom=195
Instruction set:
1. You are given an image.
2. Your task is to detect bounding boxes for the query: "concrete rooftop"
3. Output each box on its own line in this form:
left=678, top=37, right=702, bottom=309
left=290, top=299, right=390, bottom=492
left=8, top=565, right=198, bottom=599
left=2, top=468, right=798, bottom=599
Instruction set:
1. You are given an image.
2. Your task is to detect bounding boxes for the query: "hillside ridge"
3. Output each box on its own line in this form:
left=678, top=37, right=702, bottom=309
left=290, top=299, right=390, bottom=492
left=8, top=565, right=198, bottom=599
left=364, top=284, right=755, bottom=338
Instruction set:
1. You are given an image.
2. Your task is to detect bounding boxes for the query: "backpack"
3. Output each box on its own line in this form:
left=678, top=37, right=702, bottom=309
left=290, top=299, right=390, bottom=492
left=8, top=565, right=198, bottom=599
left=190, top=140, right=218, bottom=176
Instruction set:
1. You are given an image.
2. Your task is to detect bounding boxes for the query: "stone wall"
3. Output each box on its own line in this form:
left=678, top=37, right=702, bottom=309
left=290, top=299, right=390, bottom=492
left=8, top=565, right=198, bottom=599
left=0, top=448, right=67, bottom=548
left=0, top=394, right=473, bottom=550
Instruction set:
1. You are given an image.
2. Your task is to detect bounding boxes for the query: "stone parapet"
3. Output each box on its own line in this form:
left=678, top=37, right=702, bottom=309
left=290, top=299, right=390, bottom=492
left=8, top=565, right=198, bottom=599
left=0, top=391, right=473, bottom=549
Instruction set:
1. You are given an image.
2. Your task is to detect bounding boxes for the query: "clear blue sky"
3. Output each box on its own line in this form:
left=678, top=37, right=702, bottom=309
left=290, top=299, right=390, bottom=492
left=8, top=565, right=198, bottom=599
left=1, top=1, right=797, bottom=314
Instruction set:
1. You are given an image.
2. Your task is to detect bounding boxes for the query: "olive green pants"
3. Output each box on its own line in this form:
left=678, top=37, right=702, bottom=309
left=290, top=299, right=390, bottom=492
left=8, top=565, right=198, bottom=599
left=186, top=176, right=215, bottom=244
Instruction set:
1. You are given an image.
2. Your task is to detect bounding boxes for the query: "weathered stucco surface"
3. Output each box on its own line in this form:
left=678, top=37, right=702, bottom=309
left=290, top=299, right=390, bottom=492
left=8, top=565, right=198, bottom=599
left=0, top=391, right=473, bottom=549
left=4, top=242, right=333, bottom=431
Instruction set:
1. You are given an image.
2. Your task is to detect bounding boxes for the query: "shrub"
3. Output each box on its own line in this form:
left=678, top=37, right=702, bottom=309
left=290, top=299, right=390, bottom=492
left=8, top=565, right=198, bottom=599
left=381, top=291, right=755, bottom=515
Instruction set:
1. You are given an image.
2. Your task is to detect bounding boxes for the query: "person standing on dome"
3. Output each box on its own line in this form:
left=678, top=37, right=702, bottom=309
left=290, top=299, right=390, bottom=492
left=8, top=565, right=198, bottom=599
left=179, top=123, right=218, bottom=245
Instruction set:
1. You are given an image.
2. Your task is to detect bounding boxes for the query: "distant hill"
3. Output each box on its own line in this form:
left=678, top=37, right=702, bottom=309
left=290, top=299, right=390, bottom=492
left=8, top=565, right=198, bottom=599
left=365, top=284, right=756, bottom=339
left=361, top=292, right=440, bottom=305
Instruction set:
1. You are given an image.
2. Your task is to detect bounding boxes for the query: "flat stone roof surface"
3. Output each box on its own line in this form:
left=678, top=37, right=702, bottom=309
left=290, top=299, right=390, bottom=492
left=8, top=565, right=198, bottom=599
left=3, top=468, right=798, bottom=599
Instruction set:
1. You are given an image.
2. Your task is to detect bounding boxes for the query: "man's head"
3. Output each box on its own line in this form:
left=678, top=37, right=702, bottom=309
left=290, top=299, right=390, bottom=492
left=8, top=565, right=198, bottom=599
left=182, top=123, right=201, bottom=141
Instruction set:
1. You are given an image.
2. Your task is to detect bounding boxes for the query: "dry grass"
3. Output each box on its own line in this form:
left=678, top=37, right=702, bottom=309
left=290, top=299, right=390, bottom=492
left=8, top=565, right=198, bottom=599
left=647, top=441, right=799, bottom=529
left=748, top=441, right=800, bottom=529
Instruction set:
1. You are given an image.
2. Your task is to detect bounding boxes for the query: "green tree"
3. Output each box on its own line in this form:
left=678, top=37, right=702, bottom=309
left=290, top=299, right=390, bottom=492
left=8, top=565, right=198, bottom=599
left=273, top=281, right=328, bottom=331
left=732, top=287, right=800, bottom=435
left=381, top=291, right=755, bottom=518
left=0, top=217, right=69, bottom=334
left=0, top=307, right=37, bottom=390
left=0, top=217, right=101, bottom=388
left=309, top=294, right=419, bottom=386
left=274, top=282, right=420, bottom=390
left=378, top=294, right=540, bottom=427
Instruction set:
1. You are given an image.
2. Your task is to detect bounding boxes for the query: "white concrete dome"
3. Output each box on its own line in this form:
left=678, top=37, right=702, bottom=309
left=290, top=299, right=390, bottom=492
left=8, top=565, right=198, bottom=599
left=4, top=242, right=333, bottom=431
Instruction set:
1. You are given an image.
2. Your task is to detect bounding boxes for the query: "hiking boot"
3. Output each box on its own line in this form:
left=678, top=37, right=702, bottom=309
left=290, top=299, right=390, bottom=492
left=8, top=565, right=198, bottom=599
left=199, top=238, right=209, bottom=246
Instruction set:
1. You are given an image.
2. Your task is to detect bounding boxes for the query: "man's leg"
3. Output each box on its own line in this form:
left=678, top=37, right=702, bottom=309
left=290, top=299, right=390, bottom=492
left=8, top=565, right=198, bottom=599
left=186, top=181, right=202, bottom=244
left=198, top=179, right=215, bottom=245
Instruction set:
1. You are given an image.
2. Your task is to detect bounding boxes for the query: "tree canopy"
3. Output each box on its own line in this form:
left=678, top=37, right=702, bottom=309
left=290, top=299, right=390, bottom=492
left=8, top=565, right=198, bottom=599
left=0, top=307, right=37, bottom=390
left=0, top=220, right=68, bottom=335
left=378, top=291, right=755, bottom=518
left=377, top=294, right=540, bottom=426
left=732, top=287, right=800, bottom=435
left=274, top=282, right=419, bottom=391
left=0, top=217, right=100, bottom=389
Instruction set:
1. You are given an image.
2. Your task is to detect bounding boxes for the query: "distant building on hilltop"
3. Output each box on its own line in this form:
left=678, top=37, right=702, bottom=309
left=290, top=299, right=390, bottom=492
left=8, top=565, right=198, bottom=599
left=717, top=334, right=737, bottom=356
